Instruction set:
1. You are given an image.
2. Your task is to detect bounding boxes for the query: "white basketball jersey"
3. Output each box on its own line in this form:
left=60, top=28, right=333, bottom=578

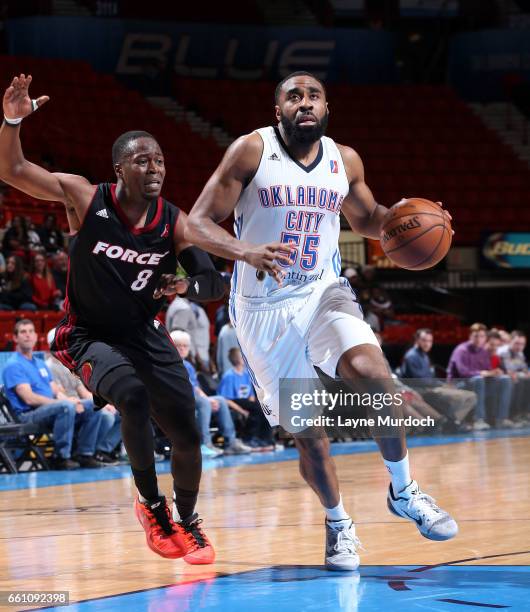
left=231, top=126, right=349, bottom=299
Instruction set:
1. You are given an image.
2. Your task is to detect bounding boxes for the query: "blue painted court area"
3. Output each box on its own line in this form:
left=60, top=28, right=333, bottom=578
left=2, top=427, right=530, bottom=491
left=35, top=565, right=529, bottom=611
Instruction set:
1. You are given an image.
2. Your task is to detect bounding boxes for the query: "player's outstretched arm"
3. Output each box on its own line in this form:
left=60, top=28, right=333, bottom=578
left=186, top=133, right=293, bottom=282
left=338, top=145, right=388, bottom=240
left=0, top=74, right=94, bottom=216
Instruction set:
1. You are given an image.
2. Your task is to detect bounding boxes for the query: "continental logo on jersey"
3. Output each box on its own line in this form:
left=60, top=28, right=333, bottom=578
left=258, top=185, right=343, bottom=214
left=92, top=241, right=170, bottom=266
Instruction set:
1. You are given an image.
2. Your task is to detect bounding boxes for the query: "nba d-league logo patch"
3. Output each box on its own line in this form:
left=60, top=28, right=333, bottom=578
left=330, top=160, right=338, bottom=173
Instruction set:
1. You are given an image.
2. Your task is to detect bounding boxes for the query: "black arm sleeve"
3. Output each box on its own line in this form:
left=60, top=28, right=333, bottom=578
left=177, top=246, right=225, bottom=302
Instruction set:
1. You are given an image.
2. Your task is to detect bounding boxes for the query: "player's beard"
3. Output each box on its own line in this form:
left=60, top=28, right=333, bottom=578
left=280, top=111, right=329, bottom=145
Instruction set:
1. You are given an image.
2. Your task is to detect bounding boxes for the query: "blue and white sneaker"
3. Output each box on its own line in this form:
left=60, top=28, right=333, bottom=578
left=325, top=518, right=363, bottom=571
left=387, top=480, right=458, bottom=541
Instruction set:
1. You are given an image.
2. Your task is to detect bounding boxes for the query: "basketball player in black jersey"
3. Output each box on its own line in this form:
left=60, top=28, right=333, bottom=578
left=0, top=74, right=223, bottom=564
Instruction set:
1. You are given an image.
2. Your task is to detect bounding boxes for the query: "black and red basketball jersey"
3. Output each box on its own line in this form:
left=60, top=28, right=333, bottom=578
left=65, top=183, right=179, bottom=331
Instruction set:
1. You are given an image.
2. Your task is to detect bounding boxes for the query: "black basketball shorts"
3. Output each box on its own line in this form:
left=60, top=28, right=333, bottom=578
left=51, top=316, right=194, bottom=410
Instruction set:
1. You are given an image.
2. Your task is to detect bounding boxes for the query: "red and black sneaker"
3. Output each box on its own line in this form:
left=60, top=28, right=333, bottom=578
left=179, top=513, right=215, bottom=565
left=134, top=496, right=187, bottom=559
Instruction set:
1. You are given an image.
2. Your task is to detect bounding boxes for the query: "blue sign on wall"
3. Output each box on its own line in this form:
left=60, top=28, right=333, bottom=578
left=448, top=30, right=530, bottom=101
left=6, top=17, right=396, bottom=83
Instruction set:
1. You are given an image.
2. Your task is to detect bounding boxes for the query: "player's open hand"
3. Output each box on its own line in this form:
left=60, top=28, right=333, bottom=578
left=153, top=274, right=189, bottom=299
left=3, top=74, right=49, bottom=122
left=435, top=201, right=455, bottom=236
left=246, top=241, right=296, bottom=285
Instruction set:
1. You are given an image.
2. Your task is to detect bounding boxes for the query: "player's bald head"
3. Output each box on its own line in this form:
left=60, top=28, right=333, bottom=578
left=112, top=130, right=158, bottom=165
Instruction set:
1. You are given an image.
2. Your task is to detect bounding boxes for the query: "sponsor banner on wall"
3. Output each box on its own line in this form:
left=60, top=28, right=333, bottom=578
left=481, top=232, right=530, bottom=268
left=6, top=17, right=396, bottom=83
left=448, top=30, right=530, bottom=101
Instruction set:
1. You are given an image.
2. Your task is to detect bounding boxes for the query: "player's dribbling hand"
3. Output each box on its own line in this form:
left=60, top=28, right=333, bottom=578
left=153, top=274, right=189, bottom=299
left=3, top=74, right=49, bottom=121
left=435, top=201, right=455, bottom=236
left=245, top=241, right=296, bottom=285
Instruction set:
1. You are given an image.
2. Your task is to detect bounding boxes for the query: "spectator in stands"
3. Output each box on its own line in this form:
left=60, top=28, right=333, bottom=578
left=342, top=266, right=360, bottom=290
left=359, top=264, right=378, bottom=291
left=51, top=250, right=68, bottom=301
left=369, top=287, right=397, bottom=327
left=171, top=330, right=250, bottom=457
left=485, top=330, right=503, bottom=370
left=362, top=304, right=381, bottom=333
left=46, top=328, right=121, bottom=464
left=214, top=272, right=232, bottom=336
left=377, top=333, right=448, bottom=434
left=0, top=254, right=36, bottom=311
left=2, top=319, right=103, bottom=469
left=38, top=213, right=64, bottom=254
left=447, top=323, right=513, bottom=431
left=166, top=294, right=197, bottom=357
left=401, top=328, right=476, bottom=429
left=215, top=302, right=229, bottom=337
left=217, top=347, right=275, bottom=450
left=26, top=219, right=43, bottom=253
left=498, top=330, right=530, bottom=423
left=494, top=328, right=511, bottom=347
left=216, top=320, right=239, bottom=377
left=29, top=252, right=61, bottom=310
left=2, top=215, right=29, bottom=258
left=190, top=301, right=211, bottom=368
left=395, top=379, right=447, bottom=434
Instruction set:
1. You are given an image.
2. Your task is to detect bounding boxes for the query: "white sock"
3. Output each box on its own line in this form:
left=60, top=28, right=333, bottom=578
left=138, top=490, right=162, bottom=504
left=324, top=494, right=350, bottom=522
left=384, top=452, right=412, bottom=495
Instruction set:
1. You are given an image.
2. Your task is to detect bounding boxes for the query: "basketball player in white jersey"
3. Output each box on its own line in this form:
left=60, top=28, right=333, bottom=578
left=186, top=72, right=458, bottom=570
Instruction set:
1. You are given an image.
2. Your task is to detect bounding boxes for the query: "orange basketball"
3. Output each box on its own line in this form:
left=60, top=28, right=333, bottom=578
left=380, top=198, right=452, bottom=270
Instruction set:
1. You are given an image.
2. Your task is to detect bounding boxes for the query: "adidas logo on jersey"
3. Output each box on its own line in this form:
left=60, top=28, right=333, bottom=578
left=268, top=153, right=280, bottom=161
left=96, top=209, right=109, bottom=219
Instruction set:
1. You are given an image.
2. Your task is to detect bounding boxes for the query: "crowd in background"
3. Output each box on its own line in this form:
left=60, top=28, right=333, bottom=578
left=0, top=227, right=528, bottom=471
left=0, top=214, right=67, bottom=312
left=399, top=324, right=529, bottom=433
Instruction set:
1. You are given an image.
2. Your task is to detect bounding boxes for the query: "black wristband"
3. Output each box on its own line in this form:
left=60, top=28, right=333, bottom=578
left=183, top=271, right=224, bottom=302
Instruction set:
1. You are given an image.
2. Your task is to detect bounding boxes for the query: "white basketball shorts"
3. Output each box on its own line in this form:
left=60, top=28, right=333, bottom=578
left=229, top=278, right=380, bottom=428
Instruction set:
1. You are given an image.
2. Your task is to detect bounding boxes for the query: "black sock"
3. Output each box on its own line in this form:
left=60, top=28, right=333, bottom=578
left=174, top=486, right=198, bottom=521
left=131, top=463, right=159, bottom=502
